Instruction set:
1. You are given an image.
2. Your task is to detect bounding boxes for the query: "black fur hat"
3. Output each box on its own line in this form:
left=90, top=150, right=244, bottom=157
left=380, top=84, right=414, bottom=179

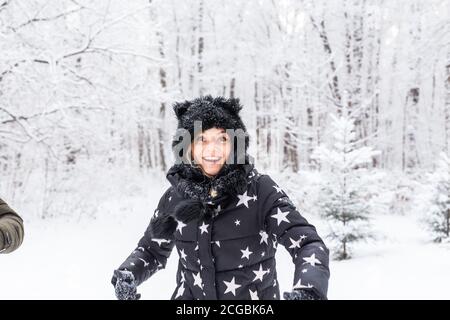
left=171, top=95, right=250, bottom=164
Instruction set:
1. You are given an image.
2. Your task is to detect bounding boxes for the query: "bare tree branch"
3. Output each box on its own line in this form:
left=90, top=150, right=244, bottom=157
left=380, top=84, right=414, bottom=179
left=0, top=105, right=108, bottom=125
left=11, top=7, right=83, bottom=31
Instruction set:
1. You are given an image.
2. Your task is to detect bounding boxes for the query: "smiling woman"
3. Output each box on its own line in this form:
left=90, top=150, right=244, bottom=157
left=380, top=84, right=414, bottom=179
left=190, top=127, right=232, bottom=177
left=112, top=95, right=330, bottom=301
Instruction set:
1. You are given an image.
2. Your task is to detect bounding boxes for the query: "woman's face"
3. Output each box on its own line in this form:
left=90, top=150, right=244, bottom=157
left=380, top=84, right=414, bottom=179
left=192, top=127, right=232, bottom=177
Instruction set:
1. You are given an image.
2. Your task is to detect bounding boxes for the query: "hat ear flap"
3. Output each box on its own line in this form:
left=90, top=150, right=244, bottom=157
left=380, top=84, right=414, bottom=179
left=173, top=101, right=192, bottom=118
left=217, top=97, right=243, bottom=115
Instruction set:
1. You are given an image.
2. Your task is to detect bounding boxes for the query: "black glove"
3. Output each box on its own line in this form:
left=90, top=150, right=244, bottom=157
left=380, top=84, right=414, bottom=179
left=112, top=269, right=141, bottom=300
left=283, top=289, right=324, bottom=300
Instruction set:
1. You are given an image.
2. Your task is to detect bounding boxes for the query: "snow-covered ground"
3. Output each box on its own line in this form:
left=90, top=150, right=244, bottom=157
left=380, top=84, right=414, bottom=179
left=328, top=212, right=450, bottom=299
left=1, top=183, right=449, bottom=300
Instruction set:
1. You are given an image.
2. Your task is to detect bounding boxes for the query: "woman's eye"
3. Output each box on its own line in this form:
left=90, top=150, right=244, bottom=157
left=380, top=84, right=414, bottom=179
left=219, top=136, right=228, bottom=142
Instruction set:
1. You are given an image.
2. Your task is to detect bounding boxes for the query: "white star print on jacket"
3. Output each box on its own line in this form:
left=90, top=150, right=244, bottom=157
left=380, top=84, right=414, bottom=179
left=223, top=277, right=241, bottom=296
left=115, top=167, right=330, bottom=300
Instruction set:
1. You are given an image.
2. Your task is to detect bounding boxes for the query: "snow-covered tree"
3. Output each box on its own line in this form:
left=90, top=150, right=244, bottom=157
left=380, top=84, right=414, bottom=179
left=312, top=110, right=380, bottom=260
left=425, top=152, right=450, bottom=242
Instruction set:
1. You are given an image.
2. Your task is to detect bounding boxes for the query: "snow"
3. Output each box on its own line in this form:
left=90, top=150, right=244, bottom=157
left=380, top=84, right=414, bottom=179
left=278, top=211, right=450, bottom=300
left=328, top=212, right=450, bottom=299
left=1, top=183, right=450, bottom=300
left=0, top=184, right=180, bottom=300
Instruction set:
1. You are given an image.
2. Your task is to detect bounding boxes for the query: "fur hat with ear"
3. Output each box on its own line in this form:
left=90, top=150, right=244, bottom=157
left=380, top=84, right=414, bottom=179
left=171, top=95, right=250, bottom=164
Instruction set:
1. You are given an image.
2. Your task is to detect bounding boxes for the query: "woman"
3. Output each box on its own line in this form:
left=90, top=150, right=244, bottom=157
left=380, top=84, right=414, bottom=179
left=0, top=198, right=24, bottom=254
left=112, top=95, right=330, bottom=300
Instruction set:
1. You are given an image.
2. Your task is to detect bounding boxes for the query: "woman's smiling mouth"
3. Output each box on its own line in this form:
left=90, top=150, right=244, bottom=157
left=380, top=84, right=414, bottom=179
left=203, top=156, right=221, bottom=164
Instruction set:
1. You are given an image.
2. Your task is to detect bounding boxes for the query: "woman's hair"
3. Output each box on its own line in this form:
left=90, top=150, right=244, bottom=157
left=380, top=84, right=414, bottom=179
left=185, top=143, right=193, bottom=165
left=185, top=143, right=201, bottom=169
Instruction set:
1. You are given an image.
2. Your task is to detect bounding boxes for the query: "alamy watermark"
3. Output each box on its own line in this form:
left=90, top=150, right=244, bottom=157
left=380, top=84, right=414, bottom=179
left=172, top=121, right=251, bottom=165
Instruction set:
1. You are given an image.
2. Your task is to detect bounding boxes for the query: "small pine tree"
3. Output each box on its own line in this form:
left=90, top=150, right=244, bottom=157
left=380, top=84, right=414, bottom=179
left=426, top=152, right=450, bottom=242
left=312, top=111, right=380, bottom=260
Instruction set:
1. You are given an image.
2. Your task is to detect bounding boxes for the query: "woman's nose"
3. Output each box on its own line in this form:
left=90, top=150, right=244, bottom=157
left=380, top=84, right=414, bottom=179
left=203, top=142, right=222, bottom=155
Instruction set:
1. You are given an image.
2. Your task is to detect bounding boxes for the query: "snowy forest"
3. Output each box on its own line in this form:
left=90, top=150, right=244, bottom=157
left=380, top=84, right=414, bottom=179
left=1, top=0, right=449, bottom=299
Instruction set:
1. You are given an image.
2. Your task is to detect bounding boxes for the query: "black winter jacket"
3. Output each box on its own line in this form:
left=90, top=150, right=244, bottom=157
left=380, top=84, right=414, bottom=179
left=115, top=163, right=330, bottom=300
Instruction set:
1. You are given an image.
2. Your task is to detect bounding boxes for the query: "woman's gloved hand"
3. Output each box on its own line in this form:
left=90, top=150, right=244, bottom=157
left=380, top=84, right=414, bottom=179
left=283, top=289, right=325, bottom=300
left=112, top=269, right=141, bottom=300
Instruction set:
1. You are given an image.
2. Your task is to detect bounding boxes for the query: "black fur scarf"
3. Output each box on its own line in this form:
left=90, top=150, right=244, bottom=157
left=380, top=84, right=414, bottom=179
left=149, top=162, right=253, bottom=239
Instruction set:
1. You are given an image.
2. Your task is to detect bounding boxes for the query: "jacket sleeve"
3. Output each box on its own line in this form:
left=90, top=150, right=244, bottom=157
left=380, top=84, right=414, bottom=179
left=0, top=198, right=25, bottom=254
left=115, top=188, right=176, bottom=286
left=258, top=175, right=330, bottom=299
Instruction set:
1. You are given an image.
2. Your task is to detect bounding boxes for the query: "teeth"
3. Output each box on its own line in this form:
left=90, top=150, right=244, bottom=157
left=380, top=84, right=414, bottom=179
left=204, top=157, right=220, bottom=161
